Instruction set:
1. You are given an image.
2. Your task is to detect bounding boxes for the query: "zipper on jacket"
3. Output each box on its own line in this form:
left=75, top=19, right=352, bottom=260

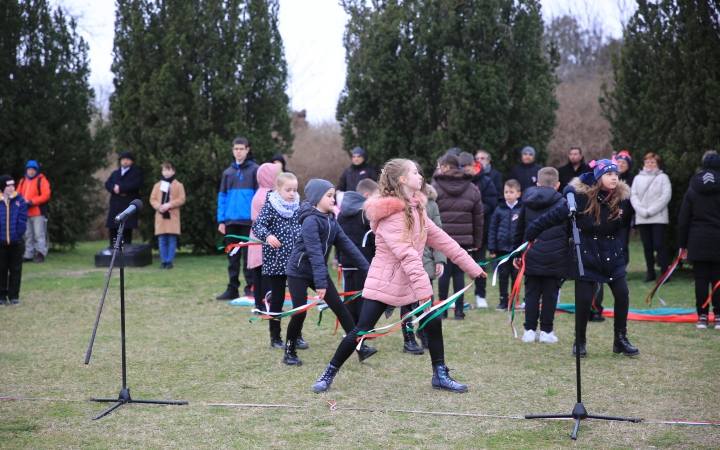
left=297, top=252, right=305, bottom=267
left=4, top=198, right=9, bottom=244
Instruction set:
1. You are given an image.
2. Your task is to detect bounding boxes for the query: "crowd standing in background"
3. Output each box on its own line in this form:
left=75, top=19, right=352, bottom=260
left=17, top=160, right=50, bottom=264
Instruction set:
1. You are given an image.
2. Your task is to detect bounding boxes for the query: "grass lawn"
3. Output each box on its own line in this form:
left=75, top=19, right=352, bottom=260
left=1, top=239, right=718, bottom=449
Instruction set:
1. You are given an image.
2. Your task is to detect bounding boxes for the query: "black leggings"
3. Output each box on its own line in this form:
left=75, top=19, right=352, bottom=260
left=693, top=261, right=720, bottom=316
left=438, top=260, right=466, bottom=308
left=343, top=269, right=367, bottom=323
left=330, top=298, right=445, bottom=368
left=253, top=267, right=271, bottom=309
left=575, top=278, right=629, bottom=341
left=268, top=275, right=287, bottom=332
left=638, top=224, right=669, bottom=274
left=286, top=275, right=355, bottom=342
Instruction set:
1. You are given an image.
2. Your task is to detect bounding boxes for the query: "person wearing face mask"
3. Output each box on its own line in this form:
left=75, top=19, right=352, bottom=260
left=630, top=153, right=672, bottom=283
left=524, top=159, right=639, bottom=358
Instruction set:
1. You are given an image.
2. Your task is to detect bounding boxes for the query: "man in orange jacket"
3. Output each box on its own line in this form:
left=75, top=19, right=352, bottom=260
left=17, top=161, right=50, bottom=263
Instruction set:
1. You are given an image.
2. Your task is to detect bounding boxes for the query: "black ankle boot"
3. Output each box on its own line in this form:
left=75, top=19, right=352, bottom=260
left=417, top=328, right=429, bottom=349
left=573, top=339, right=587, bottom=358
left=357, top=343, right=378, bottom=362
left=296, top=332, right=309, bottom=350
left=454, top=306, right=465, bottom=320
left=613, top=332, right=639, bottom=357
left=431, top=365, right=468, bottom=393
left=312, top=364, right=339, bottom=393
left=402, top=324, right=424, bottom=355
left=270, top=330, right=284, bottom=348
left=282, top=339, right=302, bottom=366
left=643, top=271, right=656, bottom=283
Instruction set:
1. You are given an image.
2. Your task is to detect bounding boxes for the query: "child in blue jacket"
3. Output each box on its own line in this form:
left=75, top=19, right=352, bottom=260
left=0, top=175, right=28, bottom=305
left=488, top=179, right=523, bottom=310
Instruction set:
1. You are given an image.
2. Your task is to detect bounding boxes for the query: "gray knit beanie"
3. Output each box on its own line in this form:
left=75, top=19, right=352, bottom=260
left=521, top=146, right=536, bottom=157
left=305, top=178, right=334, bottom=206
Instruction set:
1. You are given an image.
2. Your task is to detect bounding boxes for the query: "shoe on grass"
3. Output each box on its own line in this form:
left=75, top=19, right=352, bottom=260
left=697, top=314, right=708, bottom=329
left=714, top=316, right=720, bottom=330
left=495, top=302, right=508, bottom=311
left=539, top=331, right=558, bottom=343
left=521, top=329, right=536, bottom=343
left=475, top=295, right=488, bottom=308
left=10, top=299, right=19, bottom=305
left=216, top=289, right=239, bottom=300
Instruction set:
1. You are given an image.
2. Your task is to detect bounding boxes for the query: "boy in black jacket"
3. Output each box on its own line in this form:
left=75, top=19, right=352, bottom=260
left=513, top=168, right=567, bottom=343
left=489, top=179, right=523, bottom=310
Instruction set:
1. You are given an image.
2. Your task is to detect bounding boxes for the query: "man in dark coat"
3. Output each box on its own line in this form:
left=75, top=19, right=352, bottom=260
left=336, top=147, right=379, bottom=192
left=475, top=150, right=503, bottom=202
left=105, top=152, right=143, bottom=246
left=678, top=152, right=720, bottom=329
left=557, top=146, right=592, bottom=193
left=509, top=146, right=542, bottom=192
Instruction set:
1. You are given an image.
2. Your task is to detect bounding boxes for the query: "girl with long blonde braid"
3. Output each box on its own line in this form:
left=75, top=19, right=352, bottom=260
left=312, top=159, right=487, bottom=393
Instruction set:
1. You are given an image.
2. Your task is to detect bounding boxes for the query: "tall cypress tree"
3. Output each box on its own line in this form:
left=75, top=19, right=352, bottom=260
left=601, top=0, right=720, bottom=249
left=111, top=0, right=292, bottom=252
left=337, top=0, right=558, bottom=176
left=0, top=0, right=108, bottom=248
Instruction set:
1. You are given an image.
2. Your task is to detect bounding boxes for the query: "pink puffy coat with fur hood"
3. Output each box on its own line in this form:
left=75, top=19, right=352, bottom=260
left=248, top=163, right=278, bottom=269
left=362, top=192, right=483, bottom=306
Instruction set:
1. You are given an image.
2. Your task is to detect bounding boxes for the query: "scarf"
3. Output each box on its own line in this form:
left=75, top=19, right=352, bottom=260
left=269, top=190, right=299, bottom=218
left=160, top=175, right=175, bottom=219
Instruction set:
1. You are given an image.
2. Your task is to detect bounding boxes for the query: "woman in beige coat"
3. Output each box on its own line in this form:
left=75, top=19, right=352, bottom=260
left=149, top=162, right=186, bottom=269
left=630, top=152, right=672, bottom=282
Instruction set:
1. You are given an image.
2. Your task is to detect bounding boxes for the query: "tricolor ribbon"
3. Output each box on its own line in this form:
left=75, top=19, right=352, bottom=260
left=216, top=235, right=265, bottom=254
left=492, top=242, right=529, bottom=286
left=507, top=243, right=531, bottom=338
left=249, top=290, right=362, bottom=327
left=645, top=251, right=682, bottom=307
left=702, top=280, right=720, bottom=310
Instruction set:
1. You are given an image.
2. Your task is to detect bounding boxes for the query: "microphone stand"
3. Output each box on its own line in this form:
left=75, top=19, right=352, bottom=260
left=525, top=202, right=640, bottom=439
left=85, top=222, right=188, bottom=420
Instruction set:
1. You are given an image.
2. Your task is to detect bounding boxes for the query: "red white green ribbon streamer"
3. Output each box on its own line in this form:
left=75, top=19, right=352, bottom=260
left=702, top=280, right=720, bottom=310
left=492, top=242, right=530, bottom=286
left=216, top=235, right=265, bottom=256
left=248, top=291, right=362, bottom=327
left=354, top=281, right=476, bottom=350
left=506, top=243, right=531, bottom=338
left=645, top=250, right=681, bottom=307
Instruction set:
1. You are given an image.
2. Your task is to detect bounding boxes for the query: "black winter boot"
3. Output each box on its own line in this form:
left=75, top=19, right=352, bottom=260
left=282, top=339, right=302, bottom=366
left=454, top=304, right=465, bottom=320
left=402, top=324, right=425, bottom=355
left=572, top=339, right=587, bottom=358
left=431, top=365, right=468, bottom=393
left=417, top=328, right=429, bottom=349
left=312, top=364, right=339, bottom=393
left=613, top=332, right=639, bottom=357
left=270, top=330, right=284, bottom=348
left=296, top=332, right=309, bottom=350
left=357, top=343, right=378, bottom=362
left=643, top=271, right=656, bottom=283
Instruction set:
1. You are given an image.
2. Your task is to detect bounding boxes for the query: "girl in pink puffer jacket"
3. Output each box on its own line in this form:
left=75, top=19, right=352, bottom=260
left=312, top=158, right=487, bottom=394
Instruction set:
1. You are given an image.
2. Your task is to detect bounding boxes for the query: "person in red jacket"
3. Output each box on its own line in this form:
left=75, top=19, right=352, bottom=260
left=17, top=160, right=50, bottom=263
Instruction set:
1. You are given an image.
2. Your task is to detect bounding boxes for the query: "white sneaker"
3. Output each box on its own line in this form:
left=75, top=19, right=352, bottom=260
left=518, top=302, right=526, bottom=309
left=521, top=329, right=536, bottom=342
left=475, top=295, right=488, bottom=308
left=539, top=331, right=558, bottom=343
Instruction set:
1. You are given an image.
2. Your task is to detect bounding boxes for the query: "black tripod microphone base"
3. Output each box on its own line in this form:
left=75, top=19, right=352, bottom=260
left=90, top=388, right=188, bottom=420
left=526, top=402, right=642, bottom=439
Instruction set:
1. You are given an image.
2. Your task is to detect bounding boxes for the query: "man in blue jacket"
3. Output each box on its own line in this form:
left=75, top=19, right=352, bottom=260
left=0, top=175, right=28, bottom=305
left=217, top=137, right=259, bottom=300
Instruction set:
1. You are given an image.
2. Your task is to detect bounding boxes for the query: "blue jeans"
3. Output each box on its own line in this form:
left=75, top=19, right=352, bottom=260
left=158, top=234, right=177, bottom=263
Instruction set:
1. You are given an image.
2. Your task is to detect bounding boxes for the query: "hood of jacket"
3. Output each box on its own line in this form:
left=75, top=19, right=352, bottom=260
left=691, top=169, right=720, bottom=195
left=271, top=153, right=287, bottom=171
left=570, top=177, right=631, bottom=200
left=341, top=190, right=368, bottom=216
left=425, top=184, right=438, bottom=202
left=364, top=192, right=426, bottom=230
left=297, top=200, right=332, bottom=225
left=257, top=163, right=278, bottom=190
left=522, top=186, right=564, bottom=210
left=433, top=169, right=473, bottom=197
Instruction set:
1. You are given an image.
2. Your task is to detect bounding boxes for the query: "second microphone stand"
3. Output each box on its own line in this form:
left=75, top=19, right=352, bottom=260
left=524, top=200, right=641, bottom=439
left=85, top=223, right=188, bottom=420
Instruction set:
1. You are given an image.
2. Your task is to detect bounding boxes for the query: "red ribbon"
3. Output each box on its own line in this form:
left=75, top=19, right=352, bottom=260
left=645, top=252, right=682, bottom=306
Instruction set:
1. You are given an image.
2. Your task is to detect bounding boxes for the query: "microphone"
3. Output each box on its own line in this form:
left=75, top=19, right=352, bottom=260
left=115, top=199, right=144, bottom=223
left=563, top=185, right=577, bottom=214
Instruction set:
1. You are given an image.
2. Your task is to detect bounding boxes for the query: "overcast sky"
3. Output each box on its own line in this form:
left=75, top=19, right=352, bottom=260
left=51, top=0, right=634, bottom=124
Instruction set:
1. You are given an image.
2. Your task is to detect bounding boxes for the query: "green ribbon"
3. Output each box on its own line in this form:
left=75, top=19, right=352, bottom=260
left=216, top=234, right=265, bottom=251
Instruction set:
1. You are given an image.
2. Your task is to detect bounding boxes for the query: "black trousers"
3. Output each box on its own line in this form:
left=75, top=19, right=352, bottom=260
left=473, top=245, right=488, bottom=298
left=438, top=259, right=466, bottom=308
left=693, top=261, right=720, bottom=316
left=285, top=275, right=355, bottom=342
left=330, top=298, right=446, bottom=368
left=575, top=278, right=629, bottom=341
left=224, top=224, right=254, bottom=295
left=343, top=269, right=367, bottom=324
left=268, top=274, right=287, bottom=332
left=523, top=275, right=561, bottom=333
left=638, top=224, right=669, bottom=274
left=497, top=259, right=518, bottom=303
left=0, top=243, right=23, bottom=300
left=108, top=228, right=133, bottom=247
left=252, top=267, right=271, bottom=309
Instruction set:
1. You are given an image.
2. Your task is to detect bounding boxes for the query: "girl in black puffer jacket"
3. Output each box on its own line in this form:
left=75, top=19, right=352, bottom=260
left=432, top=153, right=484, bottom=319
left=525, top=159, right=639, bottom=358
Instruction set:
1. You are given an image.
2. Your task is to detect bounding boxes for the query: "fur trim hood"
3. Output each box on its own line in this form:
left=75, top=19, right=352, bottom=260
left=425, top=184, right=438, bottom=201
left=364, top=192, right=427, bottom=231
left=569, top=177, right=630, bottom=201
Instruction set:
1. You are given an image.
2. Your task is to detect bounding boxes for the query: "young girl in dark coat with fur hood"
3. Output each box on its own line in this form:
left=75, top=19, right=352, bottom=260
left=524, top=159, right=639, bottom=358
